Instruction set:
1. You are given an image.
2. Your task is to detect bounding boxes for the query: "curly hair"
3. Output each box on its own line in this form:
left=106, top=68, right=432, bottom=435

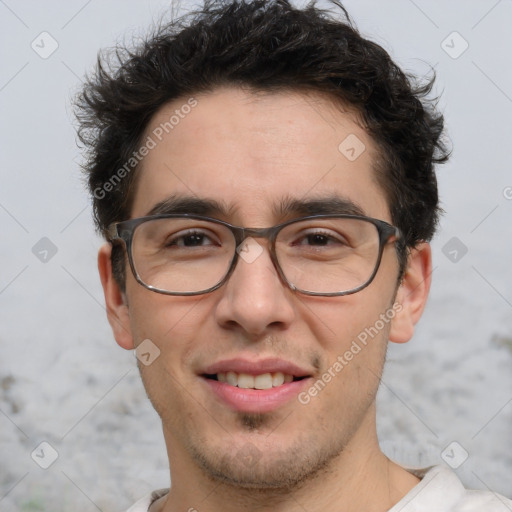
left=75, top=0, right=449, bottom=288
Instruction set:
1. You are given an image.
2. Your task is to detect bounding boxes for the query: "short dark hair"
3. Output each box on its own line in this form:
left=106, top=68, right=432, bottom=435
left=75, top=0, right=449, bottom=288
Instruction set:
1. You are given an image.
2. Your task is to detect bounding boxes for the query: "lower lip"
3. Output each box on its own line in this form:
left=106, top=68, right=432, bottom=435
left=202, top=377, right=311, bottom=413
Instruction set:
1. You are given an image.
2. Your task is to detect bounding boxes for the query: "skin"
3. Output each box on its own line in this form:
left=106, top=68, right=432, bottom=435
left=98, top=86, right=432, bottom=512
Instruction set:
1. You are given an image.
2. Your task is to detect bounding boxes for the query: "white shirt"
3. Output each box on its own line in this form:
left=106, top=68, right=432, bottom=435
left=123, top=465, right=512, bottom=511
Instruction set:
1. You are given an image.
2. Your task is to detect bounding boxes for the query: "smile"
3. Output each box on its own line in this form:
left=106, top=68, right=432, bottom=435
left=204, top=371, right=306, bottom=389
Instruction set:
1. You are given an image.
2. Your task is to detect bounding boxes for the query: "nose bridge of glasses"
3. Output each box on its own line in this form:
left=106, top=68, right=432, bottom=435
left=229, top=225, right=287, bottom=291
left=232, top=226, right=278, bottom=260
left=238, top=225, right=275, bottom=243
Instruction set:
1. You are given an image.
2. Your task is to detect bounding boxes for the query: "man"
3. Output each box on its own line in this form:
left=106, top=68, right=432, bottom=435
left=75, top=0, right=511, bottom=510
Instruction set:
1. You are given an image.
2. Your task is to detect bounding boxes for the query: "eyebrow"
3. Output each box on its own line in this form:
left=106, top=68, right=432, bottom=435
left=145, top=194, right=366, bottom=220
left=146, top=195, right=237, bottom=217
left=274, top=194, right=366, bottom=218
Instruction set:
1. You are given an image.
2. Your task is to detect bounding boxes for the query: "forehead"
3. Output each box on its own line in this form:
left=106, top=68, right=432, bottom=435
left=131, top=86, right=389, bottom=223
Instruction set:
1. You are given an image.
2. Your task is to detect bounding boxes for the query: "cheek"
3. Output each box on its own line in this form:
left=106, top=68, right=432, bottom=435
left=127, top=292, right=216, bottom=390
left=300, top=288, right=395, bottom=355
left=126, top=287, right=202, bottom=343
left=129, top=297, right=207, bottom=421
left=298, top=292, right=395, bottom=400
left=303, top=318, right=390, bottom=412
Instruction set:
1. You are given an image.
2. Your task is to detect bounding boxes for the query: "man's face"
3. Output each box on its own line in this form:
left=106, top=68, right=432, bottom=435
left=113, top=86, right=406, bottom=488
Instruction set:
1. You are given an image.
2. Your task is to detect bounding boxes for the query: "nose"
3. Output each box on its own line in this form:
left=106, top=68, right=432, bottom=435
left=214, top=237, right=296, bottom=337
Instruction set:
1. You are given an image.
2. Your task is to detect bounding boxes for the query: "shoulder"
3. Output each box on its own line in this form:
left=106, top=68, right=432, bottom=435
left=391, top=465, right=512, bottom=512
left=122, top=488, right=169, bottom=512
left=455, top=488, right=512, bottom=511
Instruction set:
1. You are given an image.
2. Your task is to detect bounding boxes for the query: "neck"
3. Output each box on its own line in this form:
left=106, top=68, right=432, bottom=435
left=154, top=411, right=419, bottom=512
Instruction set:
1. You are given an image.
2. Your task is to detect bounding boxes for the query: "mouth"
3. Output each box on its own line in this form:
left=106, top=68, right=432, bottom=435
left=199, top=359, right=313, bottom=413
left=202, top=371, right=308, bottom=389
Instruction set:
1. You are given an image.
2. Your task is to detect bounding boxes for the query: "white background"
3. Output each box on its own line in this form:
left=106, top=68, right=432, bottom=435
left=1, top=0, right=511, bottom=510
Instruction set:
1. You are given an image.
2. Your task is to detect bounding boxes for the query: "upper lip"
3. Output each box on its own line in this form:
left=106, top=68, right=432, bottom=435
left=201, top=357, right=312, bottom=377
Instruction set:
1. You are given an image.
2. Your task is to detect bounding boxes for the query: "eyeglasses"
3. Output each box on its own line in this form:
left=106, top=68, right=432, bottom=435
left=107, top=214, right=401, bottom=296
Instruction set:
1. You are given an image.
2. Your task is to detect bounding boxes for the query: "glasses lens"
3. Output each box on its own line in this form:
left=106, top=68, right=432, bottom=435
left=131, top=218, right=235, bottom=293
left=276, top=217, right=380, bottom=294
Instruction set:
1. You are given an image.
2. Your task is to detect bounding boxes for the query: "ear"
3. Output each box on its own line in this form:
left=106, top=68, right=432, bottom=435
left=98, top=243, right=135, bottom=350
left=389, top=242, right=432, bottom=344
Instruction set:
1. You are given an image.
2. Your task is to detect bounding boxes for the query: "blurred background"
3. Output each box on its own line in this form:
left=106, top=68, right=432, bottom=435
left=1, top=0, right=511, bottom=510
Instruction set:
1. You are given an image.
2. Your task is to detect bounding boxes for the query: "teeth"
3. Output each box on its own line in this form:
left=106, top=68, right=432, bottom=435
left=254, top=374, right=273, bottom=390
left=272, top=372, right=284, bottom=386
left=238, top=373, right=255, bottom=389
left=215, top=371, right=295, bottom=389
left=226, top=371, right=238, bottom=387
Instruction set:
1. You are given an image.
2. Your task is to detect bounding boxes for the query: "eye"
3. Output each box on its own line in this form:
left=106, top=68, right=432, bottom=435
left=165, top=229, right=220, bottom=248
left=293, top=229, right=349, bottom=248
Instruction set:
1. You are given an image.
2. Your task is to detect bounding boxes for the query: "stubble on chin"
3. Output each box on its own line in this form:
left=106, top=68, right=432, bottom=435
left=187, top=411, right=348, bottom=493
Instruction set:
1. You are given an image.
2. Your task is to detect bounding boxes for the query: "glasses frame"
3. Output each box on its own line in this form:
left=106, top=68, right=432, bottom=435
left=107, top=213, right=401, bottom=297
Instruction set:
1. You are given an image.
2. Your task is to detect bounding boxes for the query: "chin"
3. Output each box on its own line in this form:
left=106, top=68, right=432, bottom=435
left=188, top=431, right=346, bottom=491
